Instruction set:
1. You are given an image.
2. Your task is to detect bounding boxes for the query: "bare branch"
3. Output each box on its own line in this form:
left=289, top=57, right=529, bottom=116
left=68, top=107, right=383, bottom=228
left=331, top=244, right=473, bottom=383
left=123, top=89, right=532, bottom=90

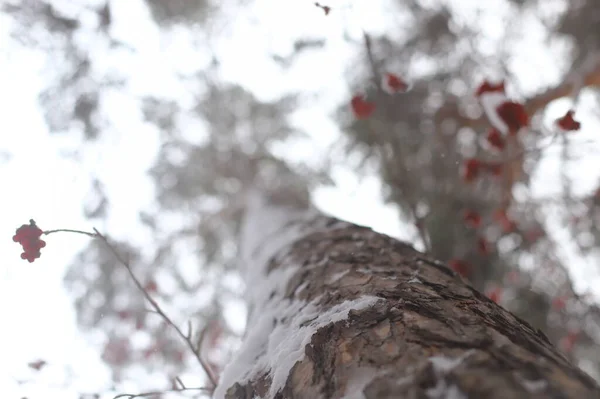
left=435, top=56, right=600, bottom=129
left=93, top=228, right=218, bottom=389
left=113, top=386, right=211, bottom=399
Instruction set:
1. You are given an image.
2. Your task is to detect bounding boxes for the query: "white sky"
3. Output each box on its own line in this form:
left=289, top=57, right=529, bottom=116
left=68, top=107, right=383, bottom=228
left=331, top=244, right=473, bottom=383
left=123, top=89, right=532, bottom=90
left=1, top=0, right=600, bottom=397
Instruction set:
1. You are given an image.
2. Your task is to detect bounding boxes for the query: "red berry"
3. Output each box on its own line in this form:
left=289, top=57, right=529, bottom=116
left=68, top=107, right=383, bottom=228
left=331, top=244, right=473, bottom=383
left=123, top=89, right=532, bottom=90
left=477, top=237, right=490, bottom=255
left=493, top=209, right=516, bottom=233
left=448, top=258, right=471, bottom=277
left=383, top=73, right=409, bottom=94
left=350, top=95, right=376, bottom=119
left=486, top=128, right=505, bottom=150
left=496, top=101, right=528, bottom=135
left=552, top=296, right=567, bottom=311
left=462, top=158, right=481, bottom=183
left=484, top=162, right=503, bottom=177
left=560, top=331, right=579, bottom=353
left=475, top=80, right=505, bottom=97
left=556, top=110, right=581, bottom=131
left=463, top=210, right=482, bottom=228
left=486, top=286, right=503, bottom=303
left=144, top=280, right=158, bottom=293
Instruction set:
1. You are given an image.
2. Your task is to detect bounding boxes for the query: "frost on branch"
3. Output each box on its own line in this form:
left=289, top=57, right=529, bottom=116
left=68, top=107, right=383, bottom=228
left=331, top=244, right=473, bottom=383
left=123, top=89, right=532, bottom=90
left=214, top=294, right=380, bottom=398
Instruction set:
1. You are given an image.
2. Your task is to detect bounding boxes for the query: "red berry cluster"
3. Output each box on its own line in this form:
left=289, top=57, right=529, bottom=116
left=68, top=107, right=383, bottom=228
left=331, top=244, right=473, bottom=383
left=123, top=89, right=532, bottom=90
left=13, top=219, right=46, bottom=262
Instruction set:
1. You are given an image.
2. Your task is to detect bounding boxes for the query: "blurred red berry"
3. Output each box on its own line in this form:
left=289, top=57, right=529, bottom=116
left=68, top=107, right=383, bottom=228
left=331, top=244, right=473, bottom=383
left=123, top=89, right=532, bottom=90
left=448, top=258, right=471, bottom=277
left=135, top=317, right=145, bottom=330
left=486, top=286, right=503, bottom=303
left=13, top=219, right=46, bottom=263
left=144, top=280, right=158, bottom=293
left=463, top=210, right=482, bottom=228
left=102, top=338, right=131, bottom=366
left=475, top=80, right=505, bottom=97
left=173, top=350, right=185, bottom=363
left=117, top=310, right=131, bottom=320
left=560, top=331, right=579, bottom=353
left=143, top=346, right=156, bottom=360
left=350, top=95, right=376, bottom=119
left=525, top=227, right=544, bottom=243
left=496, top=101, right=528, bottom=134
left=493, top=209, right=516, bottom=233
left=486, top=128, right=505, bottom=150
left=506, top=270, right=520, bottom=284
left=484, top=162, right=503, bottom=177
left=462, top=158, right=481, bottom=183
left=383, top=73, right=409, bottom=94
left=552, top=296, right=567, bottom=311
left=477, top=237, right=490, bottom=255
left=556, top=110, right=581, bottom=131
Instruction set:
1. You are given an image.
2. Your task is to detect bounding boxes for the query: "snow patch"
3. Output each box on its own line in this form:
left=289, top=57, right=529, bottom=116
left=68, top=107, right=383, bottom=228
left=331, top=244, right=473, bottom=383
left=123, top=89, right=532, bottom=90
left=425, top=351, right=474, bottom=399
left=327, top=269, right=350, bottom=284
left=428, top=350, right=473, bottom=374
left=239, top=191, right=319, bottom=290
left=396, top=375, right=413, bottom=386
left=214, top=295, right=381, bottom=399
left=426, top=384, right=466, bottom=399
left=521, top=379, right=547, bottom=393
left=239, top=190, right=353, bottom=311
left=342, top=366, right=379, bottom=399
left=480, top=92, right=510, bottom=134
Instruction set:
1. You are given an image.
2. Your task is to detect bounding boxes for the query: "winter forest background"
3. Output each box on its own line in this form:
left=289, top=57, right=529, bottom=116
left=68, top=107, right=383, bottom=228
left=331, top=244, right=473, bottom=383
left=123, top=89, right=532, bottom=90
left=2, top=0, right=600, bottom=397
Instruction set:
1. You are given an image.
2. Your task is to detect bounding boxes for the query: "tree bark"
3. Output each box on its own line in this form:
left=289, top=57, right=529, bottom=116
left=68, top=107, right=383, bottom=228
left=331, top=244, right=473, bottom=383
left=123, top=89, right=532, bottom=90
left=213, top=193, right=600, bottom=399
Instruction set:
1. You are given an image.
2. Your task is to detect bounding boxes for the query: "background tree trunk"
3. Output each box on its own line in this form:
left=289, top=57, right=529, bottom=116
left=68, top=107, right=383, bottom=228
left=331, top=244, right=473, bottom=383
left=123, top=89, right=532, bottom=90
left=214, top=192, right=600, bottom=399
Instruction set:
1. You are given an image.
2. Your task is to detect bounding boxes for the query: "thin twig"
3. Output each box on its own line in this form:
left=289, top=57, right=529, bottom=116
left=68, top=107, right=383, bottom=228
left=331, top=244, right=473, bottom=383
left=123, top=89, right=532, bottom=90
left=175, top=376, right=186, bottom=389
left=362, top=32, right=432, bottom=252
left=43, top=228, right=97, bottom=237
left=197, top=324, right=209, bottom=353
left=93, top=228, right=218, bottom=389
left=186, top=320, right=193, bottom=340
left=113, top=386, right=211, bottom=399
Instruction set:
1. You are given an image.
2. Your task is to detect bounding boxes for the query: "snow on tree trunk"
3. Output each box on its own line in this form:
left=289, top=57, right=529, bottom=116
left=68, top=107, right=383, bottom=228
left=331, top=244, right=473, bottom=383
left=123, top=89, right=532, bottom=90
left=213, top=192, right=600, bottom=399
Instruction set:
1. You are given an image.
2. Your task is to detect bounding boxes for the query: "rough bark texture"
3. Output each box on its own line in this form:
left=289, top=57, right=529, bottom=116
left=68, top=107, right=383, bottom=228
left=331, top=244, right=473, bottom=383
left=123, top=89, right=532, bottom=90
left=220, top=205, right=600, bottom=399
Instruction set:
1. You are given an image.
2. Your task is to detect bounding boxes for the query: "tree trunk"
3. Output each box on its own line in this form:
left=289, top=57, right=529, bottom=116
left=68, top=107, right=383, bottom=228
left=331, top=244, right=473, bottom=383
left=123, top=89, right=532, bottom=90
left=213, top=193, right=600, bottom=399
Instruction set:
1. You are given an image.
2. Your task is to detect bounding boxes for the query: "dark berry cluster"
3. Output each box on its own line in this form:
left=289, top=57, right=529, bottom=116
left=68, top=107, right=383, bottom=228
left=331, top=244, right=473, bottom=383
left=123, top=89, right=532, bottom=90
left=13, top=219, right=46, bottom=262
